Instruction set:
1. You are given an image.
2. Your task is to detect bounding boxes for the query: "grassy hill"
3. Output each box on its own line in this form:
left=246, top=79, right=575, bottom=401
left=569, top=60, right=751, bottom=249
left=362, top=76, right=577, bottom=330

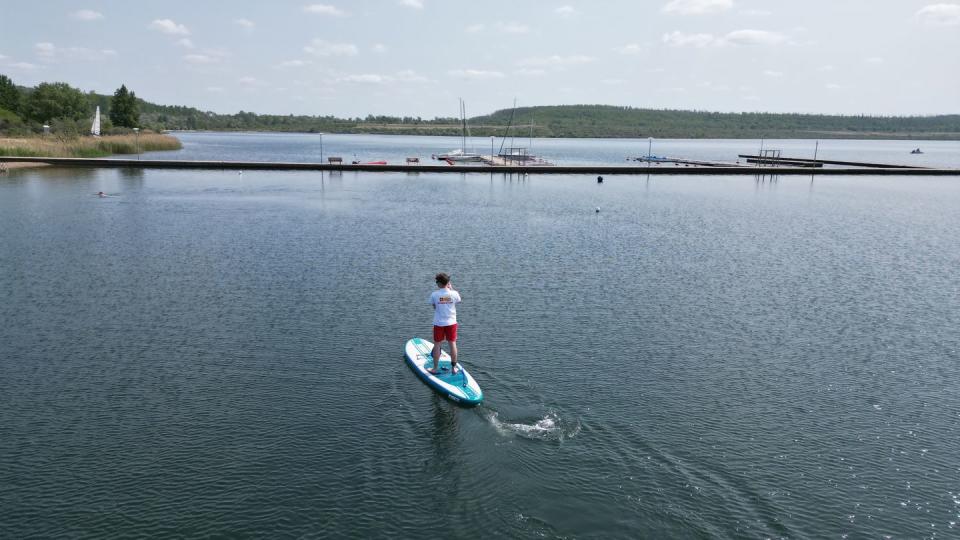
left=141, top=102, right=960, bottom=140
left=2, top=74, right=958, bottom=140
left=470, top=105, right=960, bottom=139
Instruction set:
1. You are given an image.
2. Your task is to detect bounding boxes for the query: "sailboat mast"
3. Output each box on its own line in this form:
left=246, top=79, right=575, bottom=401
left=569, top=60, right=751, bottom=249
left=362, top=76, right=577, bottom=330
left=461, top=99, right=466, bottom=152
left=498, top=98, right=517, bottom=155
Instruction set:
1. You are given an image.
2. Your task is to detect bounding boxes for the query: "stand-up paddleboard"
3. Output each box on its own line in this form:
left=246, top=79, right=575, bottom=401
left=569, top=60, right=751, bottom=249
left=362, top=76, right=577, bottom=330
left=404, top=337, right=483, bottom=406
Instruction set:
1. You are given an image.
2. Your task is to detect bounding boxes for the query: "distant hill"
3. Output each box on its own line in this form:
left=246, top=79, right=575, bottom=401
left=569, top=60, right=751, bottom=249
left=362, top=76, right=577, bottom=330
left=471, top=105, right=960, bottom=140
left=140, top=102, right=960, bottom=140
left=2, top=75, right=959, bottom=139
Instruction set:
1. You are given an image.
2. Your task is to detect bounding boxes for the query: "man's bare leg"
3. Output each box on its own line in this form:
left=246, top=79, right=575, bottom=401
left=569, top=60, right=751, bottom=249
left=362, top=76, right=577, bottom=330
left=430, top=341, right=441, bottom=374
left=450, top=341, right=458, bottom=373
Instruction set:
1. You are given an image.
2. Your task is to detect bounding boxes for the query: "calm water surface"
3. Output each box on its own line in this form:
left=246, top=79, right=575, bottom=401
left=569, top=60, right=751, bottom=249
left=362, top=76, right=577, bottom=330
left=2, top=134, right=959, bottom=538
left=166, top=131, right=960, bottom=168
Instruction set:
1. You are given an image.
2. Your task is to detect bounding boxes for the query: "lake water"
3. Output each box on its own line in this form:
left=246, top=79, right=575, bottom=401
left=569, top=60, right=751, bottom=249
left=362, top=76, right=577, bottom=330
left=2, top=133, right=959, bottom=538
left=163, top=131, right=960, bottom=169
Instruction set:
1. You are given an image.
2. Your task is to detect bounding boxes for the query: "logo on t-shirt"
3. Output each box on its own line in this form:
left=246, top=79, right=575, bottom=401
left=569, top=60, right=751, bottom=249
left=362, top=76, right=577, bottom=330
left=438, top=296, right=453, bottom=304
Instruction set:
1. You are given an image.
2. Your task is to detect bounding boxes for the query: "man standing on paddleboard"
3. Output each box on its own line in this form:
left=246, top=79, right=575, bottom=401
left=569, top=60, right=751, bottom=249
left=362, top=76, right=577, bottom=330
left=428, top=272, right=461, bottom=375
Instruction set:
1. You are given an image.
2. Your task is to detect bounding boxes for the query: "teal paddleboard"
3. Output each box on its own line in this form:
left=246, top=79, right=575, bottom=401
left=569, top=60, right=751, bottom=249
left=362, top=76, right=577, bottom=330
left=404, top=337, right=483, bottom=406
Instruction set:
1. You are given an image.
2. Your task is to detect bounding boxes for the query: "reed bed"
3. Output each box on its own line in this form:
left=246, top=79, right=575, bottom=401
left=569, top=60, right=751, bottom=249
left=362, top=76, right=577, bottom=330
left=0, top=133, right=182, bottom=158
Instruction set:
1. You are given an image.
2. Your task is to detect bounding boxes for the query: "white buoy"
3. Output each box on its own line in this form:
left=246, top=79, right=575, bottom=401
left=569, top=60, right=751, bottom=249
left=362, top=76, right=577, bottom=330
left=595, top=207, right=600, bottom=213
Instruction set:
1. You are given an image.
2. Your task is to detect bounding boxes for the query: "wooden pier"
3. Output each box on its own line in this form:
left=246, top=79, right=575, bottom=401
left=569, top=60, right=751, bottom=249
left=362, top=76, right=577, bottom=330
left=2, top=156, right=958, bottom=175
left=737, top=154, right=921, bottom=169
left=632, top=156, right=751, bottom=167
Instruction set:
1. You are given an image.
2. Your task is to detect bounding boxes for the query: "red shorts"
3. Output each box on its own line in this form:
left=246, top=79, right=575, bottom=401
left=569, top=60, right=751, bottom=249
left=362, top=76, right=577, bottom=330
left=433, top=323, right=458, bottom=342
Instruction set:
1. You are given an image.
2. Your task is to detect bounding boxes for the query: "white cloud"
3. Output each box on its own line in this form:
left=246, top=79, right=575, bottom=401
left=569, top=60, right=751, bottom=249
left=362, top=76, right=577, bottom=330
left=277, top=59, right=311, bottom=68
left=662, top=31, right=716, bottom=47
left=555, top=5, right=576, bottom=17
left=601, top=78, right=625, bottom=85
left=664, top=29, right=785, bottom=47
left=517, top=54, right=594, bottom=67
left=448, top=69, right=505, bottom=80
left=722, top=29, right=786, bottom=45
left=399, top=0, right=424, bottom=9
left=184, top=54, right=218, bottom=64
left=34, top=42, right=117, bottom=61
left=372, top=43, right=387, bottom=53
left=10, top=62, right=41, bottom=70
left=35, top=42, right=56, bottom=57
left=234, top=18, right=255, bottom=29
left=465, top=24, right=485, bottom=33
left=662, top=0, right=734, bottom=15
left=916, top=3, right=960, bottom=25
left=176, top=38, right=195, bottom=49
left=150, top=19, right=190, bottom=35
left=0, top=53, right=6, bottom=60
left=239, top=76, right=265, bottom=86
left=614, top=43, right=646, bottom=55
left=206, top=86, right=224, bottom=92
left=304, top=39, right=358, bottom=56
left=395, top=69, right=427, bottom=82
left=338, top=70, right=428, bottom=84
left=825, top=83, right=842, bottom=90
left=340, top=73, right=387, bottom=84
left=496, top=22, right=530, bottom=34
left=72, top=9, right=103, bottom=21
left=740, top=8, right=771, bottom=16
left=303, top=4, right=346, bottom=16
left=817, top=64, right=835, bottom=72
left=865, top=56, right=884, bottom=65
left=763, top=70, right=783, bottom=77
left=515, top=68, right=546, bottom=76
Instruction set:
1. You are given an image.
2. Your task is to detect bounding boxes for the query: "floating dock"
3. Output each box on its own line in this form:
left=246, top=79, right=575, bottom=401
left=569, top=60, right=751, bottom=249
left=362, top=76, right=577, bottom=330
left=737, top=154, right=921, bottom=169
left=2, top=156, right=958, bottom=175
left=632, top=156, right=755, bottom=168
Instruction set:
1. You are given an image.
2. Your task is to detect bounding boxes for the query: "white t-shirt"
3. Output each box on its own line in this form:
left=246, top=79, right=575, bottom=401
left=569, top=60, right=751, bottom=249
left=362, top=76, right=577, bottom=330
left=429, top=287, right=462, bottom=326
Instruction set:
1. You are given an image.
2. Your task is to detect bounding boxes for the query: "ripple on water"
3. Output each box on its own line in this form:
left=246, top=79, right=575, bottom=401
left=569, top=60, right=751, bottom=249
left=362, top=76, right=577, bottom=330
left=481, top=409, right=581, bottom=441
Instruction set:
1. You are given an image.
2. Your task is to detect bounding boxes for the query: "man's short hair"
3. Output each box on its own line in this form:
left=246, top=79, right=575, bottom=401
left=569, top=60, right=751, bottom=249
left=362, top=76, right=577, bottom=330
left=435, top=272, right=450, bottom=286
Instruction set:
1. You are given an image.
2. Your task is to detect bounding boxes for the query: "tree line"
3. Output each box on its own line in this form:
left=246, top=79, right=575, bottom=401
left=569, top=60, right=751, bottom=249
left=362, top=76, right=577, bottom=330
left=136, top=103, right=960, bottom=140
left=0, top=74, right=139, bottom=136
left=2, top=73, right=958, bottom=140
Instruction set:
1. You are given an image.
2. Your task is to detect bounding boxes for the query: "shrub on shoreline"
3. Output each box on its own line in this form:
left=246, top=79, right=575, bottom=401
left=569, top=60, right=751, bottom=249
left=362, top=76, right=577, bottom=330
left=0, top=132, right=182, bottom=158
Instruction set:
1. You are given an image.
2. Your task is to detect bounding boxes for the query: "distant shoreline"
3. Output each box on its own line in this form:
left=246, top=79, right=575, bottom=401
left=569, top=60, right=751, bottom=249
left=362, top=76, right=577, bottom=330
left=163, top=129, right=960, bottom=142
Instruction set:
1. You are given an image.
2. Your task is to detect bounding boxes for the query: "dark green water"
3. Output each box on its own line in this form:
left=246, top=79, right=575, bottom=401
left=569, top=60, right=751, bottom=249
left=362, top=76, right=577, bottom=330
left=2, top=136, right=959, bottom=538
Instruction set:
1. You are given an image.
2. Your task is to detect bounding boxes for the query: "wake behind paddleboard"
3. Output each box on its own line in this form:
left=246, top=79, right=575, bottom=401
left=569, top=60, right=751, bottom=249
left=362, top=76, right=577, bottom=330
left=404, top=337, right=483, bottom=406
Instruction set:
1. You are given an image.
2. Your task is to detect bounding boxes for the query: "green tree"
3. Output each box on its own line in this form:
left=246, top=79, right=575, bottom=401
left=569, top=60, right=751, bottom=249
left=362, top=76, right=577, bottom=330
left=23, top=82, right=89, bottom=123
left=0, top=74, right=21, bottom=114
left=109, top=84, right=139, bottom=127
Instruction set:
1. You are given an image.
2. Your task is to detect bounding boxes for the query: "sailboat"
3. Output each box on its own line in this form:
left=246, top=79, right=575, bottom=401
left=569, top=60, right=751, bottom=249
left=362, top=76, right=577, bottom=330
left=495, top=99, right=552, bottom=166
left=433, top=99, right=483, bottom=162
left=90, top=106, right=101, bottom=137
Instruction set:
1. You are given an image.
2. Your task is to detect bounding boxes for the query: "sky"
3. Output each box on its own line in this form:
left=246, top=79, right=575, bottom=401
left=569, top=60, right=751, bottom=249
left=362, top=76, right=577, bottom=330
left=1, top=0, right=959, bottom=118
